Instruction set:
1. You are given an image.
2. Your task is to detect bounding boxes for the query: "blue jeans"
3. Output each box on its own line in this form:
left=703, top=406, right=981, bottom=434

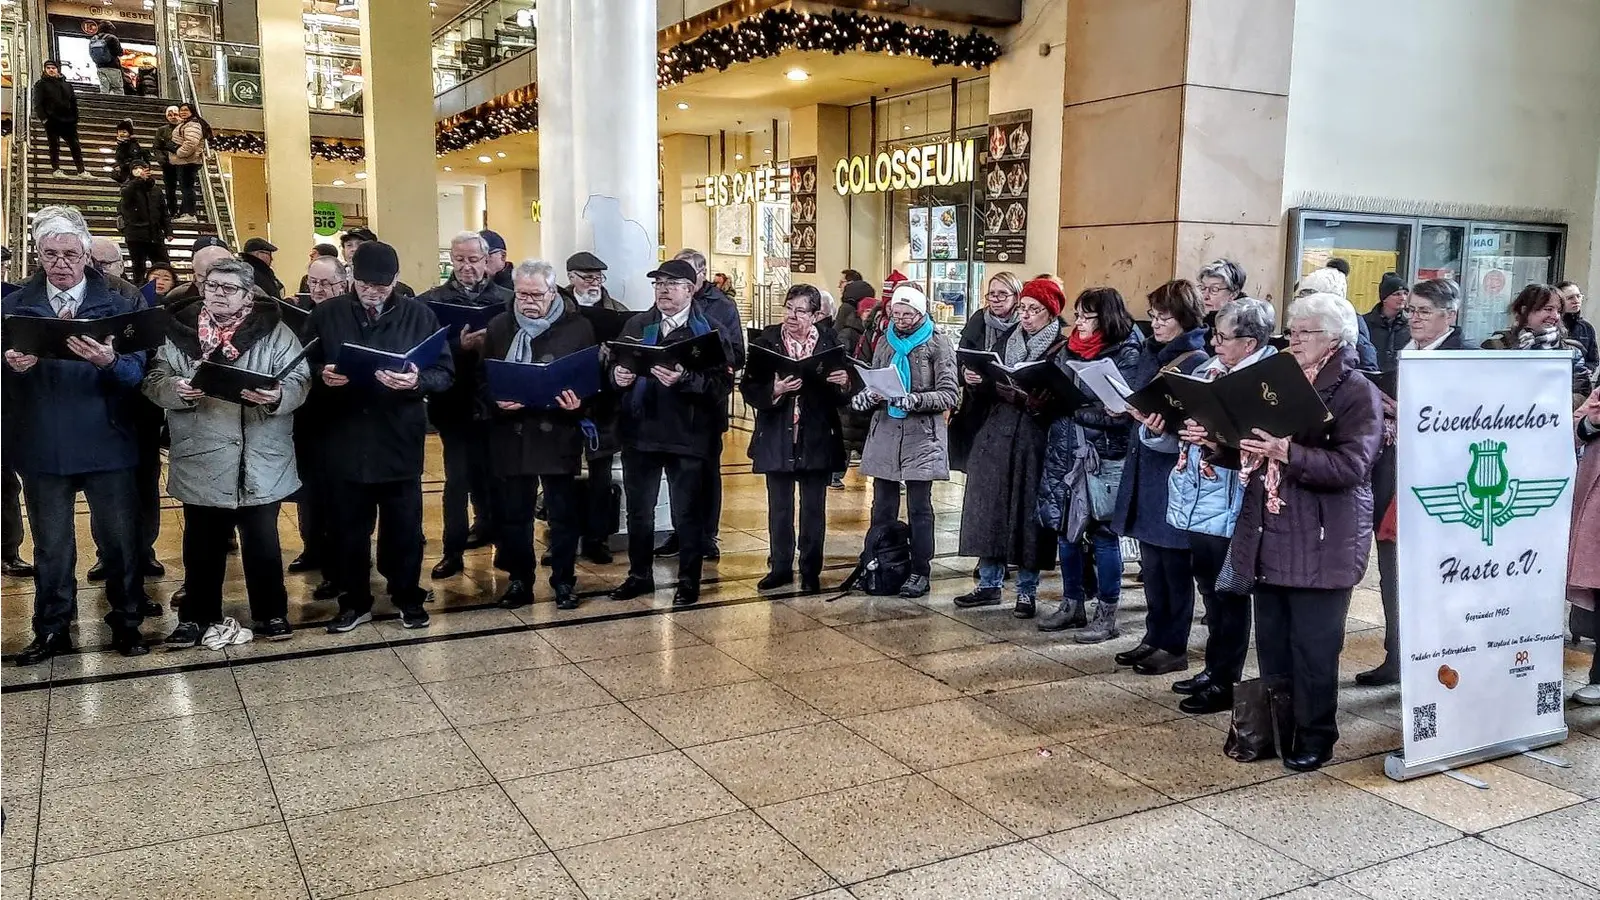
left=1059, top=529, right=1122, bottom=603
left=978, top=559, right=1038, bottom=596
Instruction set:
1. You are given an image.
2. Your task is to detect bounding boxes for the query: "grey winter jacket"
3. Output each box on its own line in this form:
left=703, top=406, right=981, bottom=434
left=857, top=327, right=959, bottom=482
left=142, top=299, right=311, bottom=508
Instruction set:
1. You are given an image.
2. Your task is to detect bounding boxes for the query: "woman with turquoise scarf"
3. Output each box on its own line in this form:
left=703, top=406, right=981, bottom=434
left=852, top=284, right=959, bottom=597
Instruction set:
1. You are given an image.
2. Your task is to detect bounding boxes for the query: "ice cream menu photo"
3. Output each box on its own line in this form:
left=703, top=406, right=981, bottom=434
left=982, top=110, right=1031, bottom=264
left=789, top=157, right=819, bottom=274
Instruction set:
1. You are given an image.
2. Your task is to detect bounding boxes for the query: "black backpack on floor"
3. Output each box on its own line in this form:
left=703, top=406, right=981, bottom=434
left=840, top=520, right=912, bottom=596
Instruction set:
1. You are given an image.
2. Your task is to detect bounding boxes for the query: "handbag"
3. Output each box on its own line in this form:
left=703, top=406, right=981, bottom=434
left=1224, top=675, right=1294, bottom=762
left=1086, top=454, right=1122, bottom=521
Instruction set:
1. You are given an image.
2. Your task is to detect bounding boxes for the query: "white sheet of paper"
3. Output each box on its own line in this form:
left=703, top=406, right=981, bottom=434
left=1065, top=358, right=1131, bottom=414
left=854, top=363, right=910, bottom=400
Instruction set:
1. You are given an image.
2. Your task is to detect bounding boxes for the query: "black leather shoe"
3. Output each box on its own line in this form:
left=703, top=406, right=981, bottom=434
left=138, top=597, right=164, bottom=618
left=609, top=576, right=655, bottom=601
left=799, top=575, right=822, bottom=596
left=143, top=556, right=165, bottom=577
left=464, top=526, right=491, bottom=550
left=953, top=587, right=1003, bottom=608
left=581, top=541, right=614, bottom=565
left=86, top=558, right=107, bottom=582
left=496, top=580, right=533, bottom=609
left=286, top=554, right=320, bottom=574
left=170, top=585, right=187, bottom=609
left=1283, top=749, right=1333, bottom=772
left=1178, top=683, right=1234, bottom=714
left=1354, top=661, right=1400, bottom=687
left=312, top=580, right=342, bottom=601
left=430, top=555, right=464, bottom=579
left=758, top=571, right=794, bottom=591
left=555, top=585, right=579, bottom=610
left=16, top=631, right=72, bottom=666
left=1113, top=643, right=1156, bottom=666
left=2, top=557, right=34, bottom=578
left=672, top=586, right=700, bottom=607
left=1173, top=671, right=1214, bottom=696
left=112, top=630, right=149, bottom=657
left=1133, top=649, right=1190, bottom=676
left=654, top=535, right=680, bottom=558
left=703, top=541, right=721, bottom=560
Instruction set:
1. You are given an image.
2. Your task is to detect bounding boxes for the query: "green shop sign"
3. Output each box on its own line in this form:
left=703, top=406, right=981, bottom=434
left=312, top=202, right=344, bottom=237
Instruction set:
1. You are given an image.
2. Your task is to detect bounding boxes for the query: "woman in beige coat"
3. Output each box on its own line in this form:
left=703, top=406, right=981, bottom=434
left=169, top=102, right=209, bottom=222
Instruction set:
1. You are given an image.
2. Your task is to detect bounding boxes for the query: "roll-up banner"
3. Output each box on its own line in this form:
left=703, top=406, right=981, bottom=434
left=1387, top=349, right=1574, bottom=781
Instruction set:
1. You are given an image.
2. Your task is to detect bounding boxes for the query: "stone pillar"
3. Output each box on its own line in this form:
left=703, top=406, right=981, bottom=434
left=485, top=169, right=542, bottom=263
left=359, top=0, right=441, bottom=288
left=257, top=0, right=313, bottom=282
left=537, top=0, right=659, bottom=310
left=789, top=104, right=852, bottom=288
left=660, top=134, right=710, bottom=268
left=225, top=155, right=269, bottom=240
left=988, top=0, right=1068, bottom=272
left=1058, top=0, right=1294, bottom=305
left=462, top=184, right=485, bottom=232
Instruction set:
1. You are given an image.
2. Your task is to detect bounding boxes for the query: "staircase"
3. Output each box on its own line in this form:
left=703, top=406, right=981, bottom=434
left=22, top=88, right=235, bottom=278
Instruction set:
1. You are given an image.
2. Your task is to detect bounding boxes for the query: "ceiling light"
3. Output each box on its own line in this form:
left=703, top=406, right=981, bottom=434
left=332, top=179, right=345, bottom=186
left=478, top=155, right=492, bottom=163
left=764, top=149, right=772, bottom=154
left=496, top=151, right=506, bottom=158
left=785, top=68, right=809, bottom=81
left=734, top=153, right=744, bottom=161
left=443, top=166, right=453, bottom=172
left=676, top=101, right=690, bottom=110
left=354, top=172, right=367, bottom=180
left=903, top=124, right=912, bottom=131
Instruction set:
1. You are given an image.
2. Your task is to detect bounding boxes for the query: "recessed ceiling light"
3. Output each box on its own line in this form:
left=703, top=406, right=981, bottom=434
left=496, top=151, right=506, bottom=158
left=734, top=153, right=744, bottom=161
left=677, top=102, right=690, bottom=110
left=764, top=149, right=772, bottom=154
left=443, top=166, right=453, bottom=172
left=332, top=179, right=345, bottom=186
left=785, top=68, right=809, bottom=81
left=903, top=124, right=912, bottom=131
left=354, top=172, right=368, bottom=180
left=478, top=155, right=492, bottom=163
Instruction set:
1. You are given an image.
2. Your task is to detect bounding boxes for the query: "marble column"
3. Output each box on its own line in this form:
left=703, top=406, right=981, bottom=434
left=359, top=0, right=440, bottom=287
left=789, top=104, right=852, bottom=287
left=537, top=0, right=659, bottom=310
left=257, top=0, right=313, bottom=280
left=1058, top=0, right=1294, bottom=305
left=485, top=169, right=542, bottom=262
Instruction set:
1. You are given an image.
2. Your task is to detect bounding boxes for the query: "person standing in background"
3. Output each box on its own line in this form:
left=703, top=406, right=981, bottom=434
left=1558, top=281, right=1597, bottom=368
left=32, top=60, right=88, bottom=179
left=88, top=21, right=124, bottom=94
left=287, top=255, right=351, bottom=587
left=559, top=251, right=630, bottom=563
left=118, top=159, right=172, bottom=284
left=481, top=230, right=514, bottom=290
left=169, top=103, right=209, bottom=223
left=240, top=238, right=284, bottom=299
left=153, top=106, right=181, bottom=214
left=1364, top=273, right=1410, bottom=373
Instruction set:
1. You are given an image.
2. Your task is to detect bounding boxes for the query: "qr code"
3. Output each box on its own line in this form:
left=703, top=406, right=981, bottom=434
left=1537, top=681, right=1564, bottom=716
left=1411, top=703, right=1437, bottom=742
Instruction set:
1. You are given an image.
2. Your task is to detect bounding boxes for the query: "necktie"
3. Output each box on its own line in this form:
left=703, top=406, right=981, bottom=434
left=55, top=294, right=78, bottom=319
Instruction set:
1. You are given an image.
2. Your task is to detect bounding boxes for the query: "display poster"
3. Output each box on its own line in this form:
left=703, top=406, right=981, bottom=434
left=712, top=204, right=751, bottom=257
left=908, top=208, right=930, bottom=261
left=982, top=110, right=1031, bottom=264
left=789, top=157, right=818, bottom=274
left=1389, top=350, right=1574, bottom=780
left=930, top=205, right=959, bottom=260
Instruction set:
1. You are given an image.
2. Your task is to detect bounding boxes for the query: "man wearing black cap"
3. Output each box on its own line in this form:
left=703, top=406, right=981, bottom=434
left=240, top=237, right=284, bottom=299
left=479, top=230, right=514, bottom=290
left=117, top=158, right=171, bottom=284
left=420, top=231, right=512, bottom=578
left=559, top=251, right=631, bottom=563
left=32, top=60, right=88, bottom=179
left=607, top=258, right=738, bottom=607
left=305, top=241, right=455, bottom=632
left=1364, top=273, right=1410, bottom=373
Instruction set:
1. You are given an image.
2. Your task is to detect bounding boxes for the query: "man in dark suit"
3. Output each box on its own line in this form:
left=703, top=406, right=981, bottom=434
left=558, top=251, right=633, bottom=563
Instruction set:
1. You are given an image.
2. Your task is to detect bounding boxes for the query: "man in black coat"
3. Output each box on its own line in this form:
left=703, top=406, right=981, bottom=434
left=287, top=254, right=350, bottom=583
left=305, top=242, right=454, bottom=632
left=118, top=160, right=171, bottom=283
left=32, top=60, right=87, bottom=177
left=420, top=231, right=513, bottom=577
left=1363, top=273, right=1410, bottom=373
left=557, top=251, right=632, bottom=563
left=1560, top=281, right=1598, bottom=368
left=481, top=260, right=599, bottom=610
left=481, top=229, right=515, bottom=290
left=240, top=237, right=285, bottom=299
left=607, top=259, right=737, bottom=607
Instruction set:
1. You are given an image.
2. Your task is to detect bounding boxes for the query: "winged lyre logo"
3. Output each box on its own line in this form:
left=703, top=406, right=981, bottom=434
left=1411, top=440, right=1568, bottom=546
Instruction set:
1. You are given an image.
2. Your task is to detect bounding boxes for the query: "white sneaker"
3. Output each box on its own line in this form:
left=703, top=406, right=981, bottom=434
left=173, top=214, right=198, bottom=224
left=76, top=169, right=96, bottom=180
left=1575, top=683, right=1600, bottom=706
left=50, top=168, right=66, bottom=178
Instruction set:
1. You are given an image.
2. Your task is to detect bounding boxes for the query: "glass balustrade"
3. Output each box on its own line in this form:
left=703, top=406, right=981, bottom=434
left=431, top=0, right=537, bottom=95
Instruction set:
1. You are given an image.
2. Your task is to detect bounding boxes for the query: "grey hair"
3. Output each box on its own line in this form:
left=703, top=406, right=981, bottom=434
left=673, top=248, right=708, bottom=277
left=205, top=258, right=256, bottom=290
left=1294, top=266, right=1347, bottom=299
left=512, top=259, right=556, bottom=288
left=1287, top=292, right=1359, bottom=346
left=1410, top=278, right=1460, bottom=313
left=1217, top=297, right=1276, bottom=347
left=89, top=236, right=123, bottom=262
left=307, top=255, right=348, bottom=281
left=818, top=289, right=836, bottom=316
left=449, top=231, right=490, bottom=256
left=1197, top=258, right=1246, bottom=294
left=31, top=205, right=93, bottom=253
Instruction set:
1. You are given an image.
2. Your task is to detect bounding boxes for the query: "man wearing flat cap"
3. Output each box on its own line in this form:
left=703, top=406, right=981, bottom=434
left=480, top=229, right=514, bottom=290
left=558, top=251, right=631, bottom=563
left=240, top=237, right=284, bottom=299
left=606, top=258, right=739, bottom=608
left=305, top=241, right=455, bottom=633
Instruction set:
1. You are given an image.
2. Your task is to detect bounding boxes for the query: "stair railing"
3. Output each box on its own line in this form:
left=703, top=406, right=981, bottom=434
left=4, top=3, right=33, bottom=276
left=167, top=39, right=237, bottom=249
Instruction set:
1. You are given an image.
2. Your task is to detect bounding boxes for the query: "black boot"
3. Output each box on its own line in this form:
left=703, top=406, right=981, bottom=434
left=496, top=580, right=533, bottom=609
left=1036, top=597, right=1087, bottom=632
left=953, top=587, right=1002, bottom=609
left=1355, top=659, right=1400, bottom=687
left=1012, top=595, right=1037, bottom=619
left=16, top=631, right=72, bottom=667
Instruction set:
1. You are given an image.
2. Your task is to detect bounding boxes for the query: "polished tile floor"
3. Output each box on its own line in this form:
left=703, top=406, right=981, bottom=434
left=2, top=430, right=1597, bottom=899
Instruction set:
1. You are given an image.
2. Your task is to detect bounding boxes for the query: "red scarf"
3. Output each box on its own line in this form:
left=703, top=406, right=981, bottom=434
left=198, top=305, right=248, bottom=361
left=1068, top=329, right=1106, bottom=360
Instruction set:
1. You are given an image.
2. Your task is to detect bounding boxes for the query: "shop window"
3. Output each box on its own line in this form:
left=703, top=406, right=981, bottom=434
left=1295, top=216, right=1409, bottom=314
left=1460, top=225, right=1563, bottom=346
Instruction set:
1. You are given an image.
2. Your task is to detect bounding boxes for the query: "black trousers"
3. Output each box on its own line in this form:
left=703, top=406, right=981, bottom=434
left=702, top=435, right=724, bottom=550
left=21, top=468, right=143, bottom=636
left=134, top=412, right=163, bottom=558
left=1189, top=532, right=1250, bottom=683
left=44, top=120, right=85, bottom=172
left=180, top=502, right=287, bottom=625
left=293, top=430, right=331, bottom=566
left=126, top=239, right=170, bottom=284
left=329, top=478, right=426, bottom=612
left=161, top=164, right=179, bottom=215
left=175, top=163, right=200, bottom=216
left=1372, top=442, right=1399, bottom=664
left=1139, top=542, right=1196, bottom=655
left=622, top=450, right=706, bottom=589
left=2, top=462, right=22, bottom=561
left=766, top=471, right=829, bottom=579
left=581, top=453, right=616, bottom=546
left=438, top=421, right=493, bottom=556
left=497, top=473, right=578, bottom=588
left=1254, top=584, right=1352, bottom=755
left=870, top=478, right=934, bottom=577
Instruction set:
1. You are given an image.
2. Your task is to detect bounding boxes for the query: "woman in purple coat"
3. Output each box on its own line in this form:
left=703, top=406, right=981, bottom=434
left=1205, top=291, right=1383, bottom=772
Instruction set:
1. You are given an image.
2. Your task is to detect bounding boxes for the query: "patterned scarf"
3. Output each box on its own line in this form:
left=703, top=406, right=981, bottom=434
left=1240, top=347, right=1337, bottom=515
left=1002, top=318, right=1061, bottom=366
left=197, top=303, right=249, bottom=361
left=782, top=325, right=819, bottom=429
left=506, top=294, right=564, bottom=363
left=982, top=306, right=1019, bottom=350
left=1517, top=324, right=1564, bottom=350
left=884, top=316, right=935, bottom=419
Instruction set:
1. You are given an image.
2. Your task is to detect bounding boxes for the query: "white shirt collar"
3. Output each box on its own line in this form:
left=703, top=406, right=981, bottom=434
left=1404, top=328, right=1453, bottom=352
left=660, top=305, right=691, bottom=334
left=50, top=277, right=89, bottom=313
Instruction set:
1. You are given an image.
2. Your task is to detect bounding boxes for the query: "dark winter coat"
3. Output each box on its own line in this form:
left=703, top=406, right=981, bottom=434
left=957, top=331, right=1069, bottom=570
left=118, top=175, right=170, bottom=243
left=1111, top=327, right=1210, bottom=549
left=834, top=301, right=870, bottom=455
left=240, top=253, right=284, bottom=299
left=31, top=74, right=78, bottom=124
left=418, top=279, right=512, bottom=429
left=153, top=123, right=177, bottom=166
left=1, top=270, right=146, bottom=476
left=1220, top=345, right=1383, bottom=590
left=1564, top=312, right=1598, bottom=369
left=694, top=281, right=746, bottom=369
left=1363, top=304, right=1410, bottom=373
left=112, top=137, right=145, bottom=183
left=740, top=326, right=848, bottom=474
left=610, top=301, right=737, bottom=459
left=1066, top=328, right=1142, bottom=460
left=559, top=284, right=633, bottom=458
left=479, top=299, right=598, bottom=478
left=948, top=313, right=1001, bottom=473
left=304, top=292, right=455, bottom=483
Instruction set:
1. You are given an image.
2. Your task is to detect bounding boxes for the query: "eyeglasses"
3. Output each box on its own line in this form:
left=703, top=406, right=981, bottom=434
left=1287, top=328, right=1327, bottom=340
left=515, top=289, right=553, bottom=301
left=1215, top=331, right=1243, bottom=342
left=203, top=281, right=246, bottom=299
left=307, top=277, right=344, bottom=291
left=1073, top=310, right=1099, bottom=321
left=783, top=304, right=815, bottom=316
left=1146, top=310, right=1176, bottom=324
left=1403, top=305, right=1441, bottom=319
left=1200, top=284, right=1233, bottom=296
left=653, top=279, right=692, bottom=289
left=40, top=249, right=86, bottom=265
left=570, top=271, right=606, bottom=284
left=451, top=254, right=487, bottom=266
left=1018, top=302, right=1050, bottom=316
left=985, top=290, right=1015, bottom=300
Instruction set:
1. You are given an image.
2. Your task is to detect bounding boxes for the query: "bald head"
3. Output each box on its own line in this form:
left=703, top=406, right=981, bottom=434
left=89, top=237, right=124, bottom=278
left=192, top=246, right=233, bottom=282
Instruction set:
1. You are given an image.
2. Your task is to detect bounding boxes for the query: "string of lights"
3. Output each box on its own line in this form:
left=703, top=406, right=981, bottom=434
left=434, top=86, right=539, bottom=154
left=207, top=132, right=368, bottom=162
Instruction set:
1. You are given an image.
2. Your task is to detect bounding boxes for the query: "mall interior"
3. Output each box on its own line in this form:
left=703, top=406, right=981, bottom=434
left=1, top=1, right=1599, bottom=899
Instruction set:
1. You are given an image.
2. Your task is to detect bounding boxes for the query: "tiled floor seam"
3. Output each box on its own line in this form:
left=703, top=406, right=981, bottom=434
left=227, top=662, right=319, bottom=900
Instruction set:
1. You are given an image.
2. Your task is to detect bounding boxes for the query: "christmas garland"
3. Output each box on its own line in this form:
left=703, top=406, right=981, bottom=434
left=208, top=132, right=367, bottom=162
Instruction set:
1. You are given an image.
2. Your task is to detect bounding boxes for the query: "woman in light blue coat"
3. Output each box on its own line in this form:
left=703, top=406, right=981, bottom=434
left=1162, top=297, right=1277, bottom=713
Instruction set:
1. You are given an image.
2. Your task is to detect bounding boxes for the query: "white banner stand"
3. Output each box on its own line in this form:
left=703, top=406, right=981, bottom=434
left=1385, top=350, right=1575, bottom=782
